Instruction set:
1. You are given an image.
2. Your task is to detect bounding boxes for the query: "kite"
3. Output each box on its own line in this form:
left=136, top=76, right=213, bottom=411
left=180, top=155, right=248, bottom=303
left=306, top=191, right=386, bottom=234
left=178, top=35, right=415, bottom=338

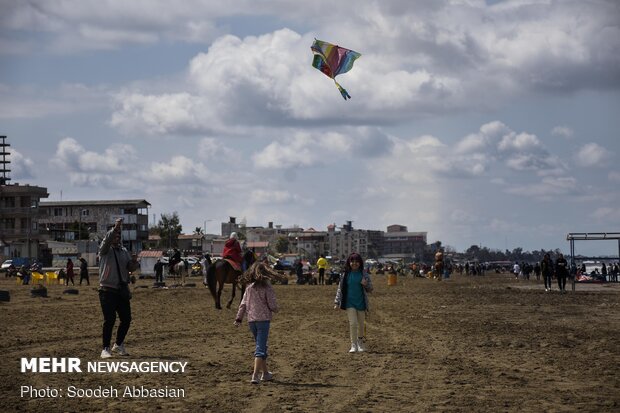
left=311, top=39, right=361, bottom=100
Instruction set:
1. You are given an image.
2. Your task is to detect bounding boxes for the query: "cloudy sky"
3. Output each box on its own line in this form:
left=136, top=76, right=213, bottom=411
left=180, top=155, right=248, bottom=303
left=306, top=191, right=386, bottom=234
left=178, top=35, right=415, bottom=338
left=1, top=0, right=619, bottom=255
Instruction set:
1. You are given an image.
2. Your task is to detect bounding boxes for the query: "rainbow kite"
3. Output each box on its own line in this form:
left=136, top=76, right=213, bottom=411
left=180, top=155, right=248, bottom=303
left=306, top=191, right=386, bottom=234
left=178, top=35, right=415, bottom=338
left=311, top=39, right=361, bottom=100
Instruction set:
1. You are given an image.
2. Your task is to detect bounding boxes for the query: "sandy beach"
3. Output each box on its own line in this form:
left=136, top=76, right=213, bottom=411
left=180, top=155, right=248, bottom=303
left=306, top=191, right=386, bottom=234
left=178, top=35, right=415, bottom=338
left=1, top=272, right=619, bottom=412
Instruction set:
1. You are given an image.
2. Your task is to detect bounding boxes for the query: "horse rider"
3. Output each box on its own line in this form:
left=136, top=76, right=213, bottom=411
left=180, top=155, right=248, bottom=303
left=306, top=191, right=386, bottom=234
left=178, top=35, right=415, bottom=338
left=169, top=247, right=181, bottom=275
left=222, top=232, right=243, bottom=270
left=30, top=260, right=43, bottom=274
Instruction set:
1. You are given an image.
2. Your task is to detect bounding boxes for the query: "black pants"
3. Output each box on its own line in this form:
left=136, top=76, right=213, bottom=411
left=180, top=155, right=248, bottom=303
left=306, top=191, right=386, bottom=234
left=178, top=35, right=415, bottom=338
left=80, top=273, right=89, bottom=285
left=543, top=273, right=552, bottom=289
left=557, top=273, right=567, bottom=291
left=318, top=268, right=325, bottom=285
left=99, top=290, right=132, bottom=349
left=155, top=272, right=163, bottom=283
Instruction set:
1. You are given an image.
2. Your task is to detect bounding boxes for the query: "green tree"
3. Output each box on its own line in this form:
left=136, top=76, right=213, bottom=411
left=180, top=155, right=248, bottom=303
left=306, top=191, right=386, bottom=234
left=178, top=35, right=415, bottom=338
left=154, top=212, right=183, bottom=249
left=193, top=227, right=204, bottom=235
left=466, top=244, right=481, bottom=259
left=274, top=236, right=289, bottom=254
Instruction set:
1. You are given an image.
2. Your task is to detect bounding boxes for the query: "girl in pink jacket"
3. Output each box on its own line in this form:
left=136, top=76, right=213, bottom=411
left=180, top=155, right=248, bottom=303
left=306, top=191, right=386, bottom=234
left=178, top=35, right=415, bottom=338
left=235, top=265, right=279, bottom=384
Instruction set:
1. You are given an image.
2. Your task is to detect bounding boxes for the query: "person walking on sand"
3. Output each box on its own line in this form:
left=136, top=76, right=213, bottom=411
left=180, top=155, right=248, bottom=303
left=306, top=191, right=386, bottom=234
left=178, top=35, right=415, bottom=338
left=234, top=264, right=279, bottom=384
left=555, top=253, right=568, bottom=293
left=154, top=258, right=164, bottom=284
left=98, top=218, right=139, bottom=359
left=334, top=252, right=373, bottom=353
left=317, top=254, right=328, bottom=285
left=66, top=258, right=75, bottom=286
left=79, top=257, right=90, bottom=286
left=512, top=261, right=520, bottom=280
left=541, top=253, right=554, bottom=292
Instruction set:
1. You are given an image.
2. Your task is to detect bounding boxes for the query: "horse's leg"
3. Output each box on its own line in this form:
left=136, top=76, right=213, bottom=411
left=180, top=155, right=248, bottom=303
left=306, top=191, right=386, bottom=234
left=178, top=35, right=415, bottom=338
left=216, top=278, right=224, bottom=310
left=227, top=280, right=236, bottom=309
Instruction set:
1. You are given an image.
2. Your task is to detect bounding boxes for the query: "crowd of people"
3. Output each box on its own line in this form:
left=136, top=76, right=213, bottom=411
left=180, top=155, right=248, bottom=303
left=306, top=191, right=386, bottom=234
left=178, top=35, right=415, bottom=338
left=3, top=257, right=91, bottom=286
left=5, top=234, right=620, bottom=385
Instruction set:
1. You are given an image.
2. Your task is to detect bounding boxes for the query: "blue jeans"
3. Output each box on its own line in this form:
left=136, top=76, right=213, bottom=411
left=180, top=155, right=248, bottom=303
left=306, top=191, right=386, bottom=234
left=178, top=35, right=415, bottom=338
left=249, top=321, right=270, bottom=359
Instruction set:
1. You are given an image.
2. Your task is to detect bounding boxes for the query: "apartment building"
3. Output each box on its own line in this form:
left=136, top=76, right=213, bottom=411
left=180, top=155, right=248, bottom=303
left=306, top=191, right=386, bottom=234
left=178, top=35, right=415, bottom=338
left=0, top=183, right=49, bottom=261
left=39, top=199, right=150, bottom=252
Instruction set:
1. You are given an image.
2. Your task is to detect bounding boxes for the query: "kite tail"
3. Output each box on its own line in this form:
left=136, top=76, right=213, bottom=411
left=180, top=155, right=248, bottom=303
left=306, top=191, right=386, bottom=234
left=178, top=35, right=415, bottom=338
left=334, top=79, right=351, bottom=100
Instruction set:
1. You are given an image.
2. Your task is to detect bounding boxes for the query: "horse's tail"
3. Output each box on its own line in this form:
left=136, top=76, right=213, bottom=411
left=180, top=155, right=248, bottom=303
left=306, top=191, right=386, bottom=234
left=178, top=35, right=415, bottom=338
left=206, top=263, right=217, bottom=301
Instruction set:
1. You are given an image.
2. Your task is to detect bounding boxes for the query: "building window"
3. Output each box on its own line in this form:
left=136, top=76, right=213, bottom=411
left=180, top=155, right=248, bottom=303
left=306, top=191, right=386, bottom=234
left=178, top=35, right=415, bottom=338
left=81, top=209, right=89, bottom=216
left=54, top=208, right=63, bottom=216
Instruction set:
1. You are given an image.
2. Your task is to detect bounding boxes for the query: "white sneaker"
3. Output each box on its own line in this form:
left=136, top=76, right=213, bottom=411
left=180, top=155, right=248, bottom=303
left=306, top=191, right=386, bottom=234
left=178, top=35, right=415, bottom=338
left=112, top=343, right=129, bottom=356
left=357, top=339, right=366, bottom=352
left=261, top=371, right=273, bottom=382
left=349, top=343, right=358, bottom=353
left=100, top=348, right=112, bottom=359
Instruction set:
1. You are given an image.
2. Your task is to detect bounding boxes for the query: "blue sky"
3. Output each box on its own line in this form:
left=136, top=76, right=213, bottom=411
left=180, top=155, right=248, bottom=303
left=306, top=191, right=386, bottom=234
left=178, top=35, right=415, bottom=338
left=1, top=0, right=619, bottom=256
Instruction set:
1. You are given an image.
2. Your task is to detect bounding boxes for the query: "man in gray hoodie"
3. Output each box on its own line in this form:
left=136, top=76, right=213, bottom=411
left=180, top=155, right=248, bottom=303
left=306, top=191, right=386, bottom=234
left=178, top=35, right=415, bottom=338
left=98, top=218, right=139, bottom=359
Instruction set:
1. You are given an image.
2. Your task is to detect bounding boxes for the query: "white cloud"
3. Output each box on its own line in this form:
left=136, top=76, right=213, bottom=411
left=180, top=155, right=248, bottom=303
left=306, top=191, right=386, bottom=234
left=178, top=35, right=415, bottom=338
left=504, top=176, right=577, bottom=199
left=454, top=133, right=489, bottom=154
left=551, top=126, right=574, bottom=139
left=5, top=148, right=35, bottom=180
left=53, top=138, right=134, bottom=173
left=198, top=137, right=236, bottom=160
left=50, top=138, right=144, bottom=189
left=141, top=155, right=213, bottom=185
left=110, top=92, right=212, bottom=136
left=252, top=132, right=341, bottom=169
left=505, top=153, right=565, bottom=174
left=498, top=132, right=542, bottom=153
left=250, top=128, right=390, bottom=170
left=0, top=0, right=229, bottom=53
left=104, top=1, right=620, bottom=137
left=575, top=143, right=611, bottom=167
left=250, top=189, right=299, bottom=204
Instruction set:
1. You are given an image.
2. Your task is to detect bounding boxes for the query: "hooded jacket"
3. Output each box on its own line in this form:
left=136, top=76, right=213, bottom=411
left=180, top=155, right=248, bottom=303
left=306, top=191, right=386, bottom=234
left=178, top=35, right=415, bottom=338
left=98, top=228, right=138, bottom=289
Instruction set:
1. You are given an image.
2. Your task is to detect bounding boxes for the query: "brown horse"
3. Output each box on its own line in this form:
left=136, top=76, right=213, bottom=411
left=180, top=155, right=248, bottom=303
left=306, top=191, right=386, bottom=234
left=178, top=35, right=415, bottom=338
left=204, top=250, right=255, bottom=309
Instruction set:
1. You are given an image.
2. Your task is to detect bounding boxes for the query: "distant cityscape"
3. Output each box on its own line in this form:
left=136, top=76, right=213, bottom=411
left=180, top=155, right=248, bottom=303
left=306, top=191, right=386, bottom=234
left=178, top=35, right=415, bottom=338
left=1, top=136, right=617, bottom=269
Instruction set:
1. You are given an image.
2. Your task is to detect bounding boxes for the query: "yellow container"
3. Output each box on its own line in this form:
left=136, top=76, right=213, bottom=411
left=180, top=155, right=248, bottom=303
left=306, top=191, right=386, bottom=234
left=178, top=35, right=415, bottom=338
left=387, top=274, right=397, bottom=286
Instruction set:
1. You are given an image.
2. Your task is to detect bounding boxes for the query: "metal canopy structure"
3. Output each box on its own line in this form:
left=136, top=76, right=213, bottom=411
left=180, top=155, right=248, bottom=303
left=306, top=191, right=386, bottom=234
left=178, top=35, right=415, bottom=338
left=566, top=233, right=620, bottom=241
left=566, top=232, right=620, bottom=291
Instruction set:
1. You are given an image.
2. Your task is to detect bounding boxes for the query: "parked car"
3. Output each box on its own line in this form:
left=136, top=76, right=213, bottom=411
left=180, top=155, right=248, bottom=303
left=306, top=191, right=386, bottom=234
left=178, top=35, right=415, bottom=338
left=1, top=259, right=14, bottom=272
left=1, top=258, right=30, bottom=272
left=182, top=257, right=198, bottom=265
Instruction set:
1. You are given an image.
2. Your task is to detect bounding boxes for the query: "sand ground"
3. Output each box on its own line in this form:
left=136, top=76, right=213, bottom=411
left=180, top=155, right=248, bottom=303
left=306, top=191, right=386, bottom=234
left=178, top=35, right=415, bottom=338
left=1, top=272, right=619, bottom=412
